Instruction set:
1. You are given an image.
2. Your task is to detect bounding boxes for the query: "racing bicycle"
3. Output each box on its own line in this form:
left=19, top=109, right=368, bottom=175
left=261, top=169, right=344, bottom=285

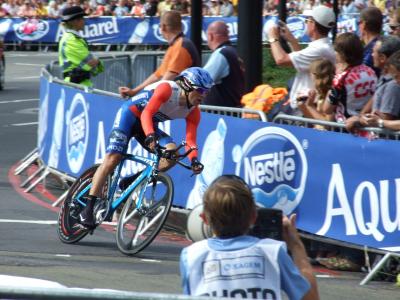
left=57, top=141, right=194, bottom=255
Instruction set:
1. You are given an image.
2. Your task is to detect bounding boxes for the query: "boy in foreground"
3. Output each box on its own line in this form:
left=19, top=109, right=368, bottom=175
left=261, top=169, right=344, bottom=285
left=180, top=175, right=319, bottom=300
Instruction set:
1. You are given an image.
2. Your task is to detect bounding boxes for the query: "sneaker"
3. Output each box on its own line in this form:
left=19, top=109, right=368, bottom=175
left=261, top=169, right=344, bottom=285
left=79, top=196, right=96, bottom=228
left=119, top=171, right=142, bottom=190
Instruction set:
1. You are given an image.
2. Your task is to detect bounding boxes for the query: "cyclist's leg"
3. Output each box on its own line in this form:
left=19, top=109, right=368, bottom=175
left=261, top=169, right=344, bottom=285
left=156, top=129, right=177, bottom=171
left=80, top=104, right=138, bottom=227
left=89, top=152, right=122, bottom=197
left=158, top=142, right=177, bottom=171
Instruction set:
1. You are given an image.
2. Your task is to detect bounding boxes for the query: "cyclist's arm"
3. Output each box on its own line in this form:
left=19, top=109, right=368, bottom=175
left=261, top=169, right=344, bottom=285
left=185, top=107, right=200, bottom=160
left=140, top=83, right=172, bottom=136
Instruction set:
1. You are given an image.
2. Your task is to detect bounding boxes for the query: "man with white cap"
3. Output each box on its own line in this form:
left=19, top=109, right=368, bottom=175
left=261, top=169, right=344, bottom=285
left=268, top=5, right=336, bottom=115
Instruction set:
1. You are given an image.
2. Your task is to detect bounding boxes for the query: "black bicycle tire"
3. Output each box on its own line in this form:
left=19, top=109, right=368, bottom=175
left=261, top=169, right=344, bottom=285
left=115, top=172, right=174, bottom=255
left=57, top=165, right=100, bottom=244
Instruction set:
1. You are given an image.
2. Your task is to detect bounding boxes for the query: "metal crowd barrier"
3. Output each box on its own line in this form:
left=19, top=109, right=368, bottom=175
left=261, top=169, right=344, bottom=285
left=47, top=51, right=213, bottom=94
left=130, top=51, right=164, bottom=88
left=94, top=54, right=131, bottom=93
left=273, top=113, right=400, bottom=140
left=201, top=104, right=267, bottom=121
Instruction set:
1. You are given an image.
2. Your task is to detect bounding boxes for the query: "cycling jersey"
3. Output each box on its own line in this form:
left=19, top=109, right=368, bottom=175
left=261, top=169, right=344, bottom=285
left=328, top=64, right=377, bottom=121
left=107, top=80, right=200, bottom=160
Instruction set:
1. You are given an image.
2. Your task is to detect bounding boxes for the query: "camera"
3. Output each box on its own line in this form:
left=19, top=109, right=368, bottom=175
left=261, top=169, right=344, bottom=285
left=186, top=205, right=283, bottom=242
left=249, top=208, right=283, bottom=241
left=296, top=96, right=308, bottom=103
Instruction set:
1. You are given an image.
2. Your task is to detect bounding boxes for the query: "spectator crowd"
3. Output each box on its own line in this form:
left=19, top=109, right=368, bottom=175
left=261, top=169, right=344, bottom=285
left=0, top=0, right=237, bottom=18
left=265, top=3, right=400, bottom=134
left=0, top=0, right=398, bottom=21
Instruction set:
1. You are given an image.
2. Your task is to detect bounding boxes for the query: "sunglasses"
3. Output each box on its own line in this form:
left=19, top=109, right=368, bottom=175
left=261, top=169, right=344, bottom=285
left=305, top=18, right=314, bottom=24
left=194, top=87, right=209, bottom=95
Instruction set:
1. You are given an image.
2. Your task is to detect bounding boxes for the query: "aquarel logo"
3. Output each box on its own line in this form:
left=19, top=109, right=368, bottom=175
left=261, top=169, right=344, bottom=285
left=232, top=127, right=308, bottom=215
left=14, top=19, right=49, bottom=41
left=65, top=93, right=89, bottom=174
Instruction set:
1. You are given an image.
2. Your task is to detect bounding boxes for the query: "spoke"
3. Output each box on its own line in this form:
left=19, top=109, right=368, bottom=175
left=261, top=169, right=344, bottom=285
left=137, top=207, right=165, bottom=235
left=122, top=208, right=138, bottom=225
left=132, top=217, right=146, bottom=246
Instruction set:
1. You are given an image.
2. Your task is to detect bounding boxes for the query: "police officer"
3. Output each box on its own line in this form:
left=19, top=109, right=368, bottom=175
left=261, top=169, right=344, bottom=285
left=59, top=6, right=104, bottom=87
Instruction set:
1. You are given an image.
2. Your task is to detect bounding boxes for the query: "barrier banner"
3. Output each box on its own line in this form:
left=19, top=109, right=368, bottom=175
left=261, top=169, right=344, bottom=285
left=39, top=77, right=400, bottom=251
left=0, top=14, right=380, bottom=45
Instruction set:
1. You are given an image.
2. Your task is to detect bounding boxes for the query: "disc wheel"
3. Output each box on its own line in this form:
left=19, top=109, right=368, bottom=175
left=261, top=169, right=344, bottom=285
left=57, top=165, right=109, bottom=243
left=116, top=172, right=173, bottom=255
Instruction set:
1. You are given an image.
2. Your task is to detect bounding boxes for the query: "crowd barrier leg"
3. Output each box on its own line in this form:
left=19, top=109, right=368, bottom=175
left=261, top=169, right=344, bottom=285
left=24, top=167, right=50, bottom=193
left=360, top=252, right=400, bottom=285
left=14, top=148, right=39, bottom=176
left=52, top=190, right=69, bottom=207
left=19, top=164, right=45, bottom=188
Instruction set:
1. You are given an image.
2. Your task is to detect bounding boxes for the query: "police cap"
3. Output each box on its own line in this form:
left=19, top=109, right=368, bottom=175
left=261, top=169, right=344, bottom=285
left=61, top=6, right=86, bottom=22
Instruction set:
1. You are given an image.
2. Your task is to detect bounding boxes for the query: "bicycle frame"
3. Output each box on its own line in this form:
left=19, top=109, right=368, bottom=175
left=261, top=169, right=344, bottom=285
left=109, top=153, right=159, bottom=213
left=72, top=141, right=193, bottom=225
left=74, top=152, right=160, bottom=222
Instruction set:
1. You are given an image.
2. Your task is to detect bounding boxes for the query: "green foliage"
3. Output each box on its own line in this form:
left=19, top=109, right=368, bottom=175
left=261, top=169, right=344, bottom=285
left=262, top=47, right=296, bottom=88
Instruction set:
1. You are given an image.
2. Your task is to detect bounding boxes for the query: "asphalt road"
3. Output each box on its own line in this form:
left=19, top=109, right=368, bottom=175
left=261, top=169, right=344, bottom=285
left=0, top=51, right=399, bottom=299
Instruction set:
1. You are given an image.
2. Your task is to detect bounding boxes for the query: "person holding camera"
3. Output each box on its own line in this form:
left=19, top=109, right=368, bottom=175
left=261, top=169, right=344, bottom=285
left=267, top=5, right=336, bottom=115
left=180, top=175, right=319, bottom=300
left=58, top=6, right=104, bottom=87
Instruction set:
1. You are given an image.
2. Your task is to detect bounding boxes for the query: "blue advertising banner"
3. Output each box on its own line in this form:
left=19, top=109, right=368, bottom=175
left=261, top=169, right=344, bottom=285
left=39, top=77, right=400, bottom=251
left=0, top=14, right=379, bottom=45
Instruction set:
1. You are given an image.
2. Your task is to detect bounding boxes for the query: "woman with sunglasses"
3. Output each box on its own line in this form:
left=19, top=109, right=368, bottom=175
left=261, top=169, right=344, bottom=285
left=78, top=67, right=214, bottom=228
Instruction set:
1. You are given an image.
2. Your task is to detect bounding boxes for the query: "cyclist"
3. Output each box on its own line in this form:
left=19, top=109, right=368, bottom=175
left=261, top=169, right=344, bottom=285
left=79, top=67, right=214, bottom=228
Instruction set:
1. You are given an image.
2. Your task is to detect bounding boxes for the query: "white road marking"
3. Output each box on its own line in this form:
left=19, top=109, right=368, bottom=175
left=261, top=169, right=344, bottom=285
left=140, top=259, right=161, bottom=263
left=55, top=254, right=71, bottom=257
left=14, top=63, right=45, bottom=67
left=0, top=219, right=57, bottom=225
left=0, top=275, right=65, bottom=288
left=10, top=122, right=38, bottom=127
left=0, top=98, right=38, bottom=104
left=316, top=275, right=335, bottom=278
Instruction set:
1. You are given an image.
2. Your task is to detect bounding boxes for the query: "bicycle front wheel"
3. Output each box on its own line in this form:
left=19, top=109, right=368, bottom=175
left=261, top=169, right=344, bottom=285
left=116, top=172, right=174, bottom=255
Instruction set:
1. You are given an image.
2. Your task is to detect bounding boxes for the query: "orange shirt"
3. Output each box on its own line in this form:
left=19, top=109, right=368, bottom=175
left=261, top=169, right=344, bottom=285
left=154, top=33, right=200, bottom=78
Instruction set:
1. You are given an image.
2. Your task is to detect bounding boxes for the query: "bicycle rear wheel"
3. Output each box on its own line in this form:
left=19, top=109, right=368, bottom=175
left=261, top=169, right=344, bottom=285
left=116, top=172, right=173, bottom=255
left=57, top=165, right=109, bottom=243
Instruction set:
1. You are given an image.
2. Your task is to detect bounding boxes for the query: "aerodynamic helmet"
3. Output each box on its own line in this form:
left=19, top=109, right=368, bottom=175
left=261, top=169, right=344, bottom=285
left=177, top=67, right=214, bottom=94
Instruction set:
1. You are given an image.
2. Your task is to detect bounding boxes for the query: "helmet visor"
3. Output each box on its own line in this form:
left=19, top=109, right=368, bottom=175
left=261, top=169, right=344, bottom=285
left=194, top=87, right=209, bottom=95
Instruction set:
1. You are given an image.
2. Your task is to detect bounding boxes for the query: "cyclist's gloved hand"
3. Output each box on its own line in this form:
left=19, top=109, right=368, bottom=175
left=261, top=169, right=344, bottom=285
left=191, top=157, right=204, bottom=175
left=145, top=133, right=158, bottom=152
